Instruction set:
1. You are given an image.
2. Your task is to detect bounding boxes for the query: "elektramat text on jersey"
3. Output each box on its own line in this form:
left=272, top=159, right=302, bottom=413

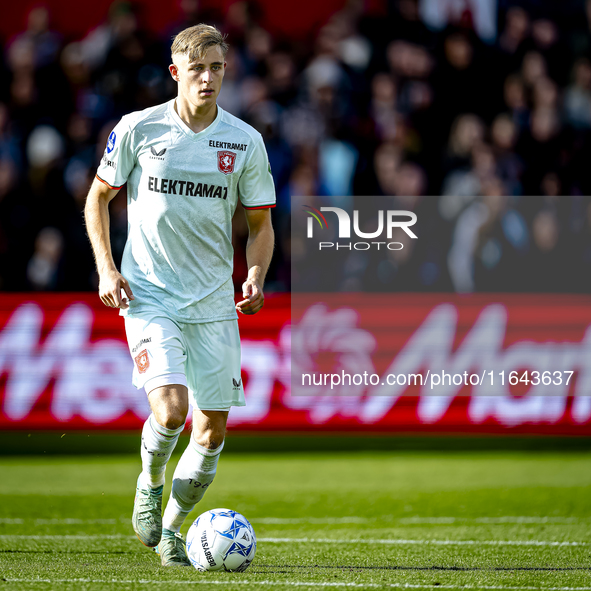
left=208, top=140, right=248, bottom=151
left=147, top=176, right=228, bottom=199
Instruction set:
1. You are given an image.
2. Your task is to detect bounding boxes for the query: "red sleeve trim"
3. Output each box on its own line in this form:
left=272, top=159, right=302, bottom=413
left=96, top=174, right=123, bottom=190
left=242, top=203, right=276, bottom=210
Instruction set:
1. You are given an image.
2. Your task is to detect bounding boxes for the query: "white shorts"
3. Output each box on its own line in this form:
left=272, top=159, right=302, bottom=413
left=124, top=313, right=245, bottom=411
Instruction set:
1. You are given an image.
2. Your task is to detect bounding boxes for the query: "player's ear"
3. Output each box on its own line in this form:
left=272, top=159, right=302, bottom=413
left=169, top=63, right=179, bottom=81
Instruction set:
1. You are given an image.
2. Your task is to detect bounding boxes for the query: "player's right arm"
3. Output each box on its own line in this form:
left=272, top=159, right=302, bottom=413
left=84, top=177, right=134, bottom=309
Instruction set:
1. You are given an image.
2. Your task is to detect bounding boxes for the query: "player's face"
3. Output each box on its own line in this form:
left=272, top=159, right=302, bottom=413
left=171, top=45, right=226, bottom=109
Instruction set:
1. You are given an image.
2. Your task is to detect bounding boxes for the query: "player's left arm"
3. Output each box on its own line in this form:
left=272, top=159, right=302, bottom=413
left=236, top=208, right=274, bottom=315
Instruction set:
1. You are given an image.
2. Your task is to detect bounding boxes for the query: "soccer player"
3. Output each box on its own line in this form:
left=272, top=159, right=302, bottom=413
left=84, top=24, right=275, bottom=567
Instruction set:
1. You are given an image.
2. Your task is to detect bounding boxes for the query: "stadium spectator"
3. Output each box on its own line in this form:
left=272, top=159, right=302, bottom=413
left=564, top=57, right=591, bottom=129
left=26, top=226, right=65, bottom=290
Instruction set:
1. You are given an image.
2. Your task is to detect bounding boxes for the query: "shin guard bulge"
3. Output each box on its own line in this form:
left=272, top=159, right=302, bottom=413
left=162, top=438, right=224, bottom=532
left=139, top=414, right=184, bottom=489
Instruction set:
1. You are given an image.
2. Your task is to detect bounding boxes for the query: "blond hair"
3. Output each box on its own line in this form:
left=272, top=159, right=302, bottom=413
left=171, top=24, right=229, bottom=62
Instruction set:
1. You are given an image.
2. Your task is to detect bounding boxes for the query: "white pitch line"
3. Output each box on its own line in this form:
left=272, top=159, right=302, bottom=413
left=3, top=580, right=591, bottom=590
left=259, top=538, right=588, bottom=547
left=398, top=517, right=580, bottom=525
left=34, top=518, right=117, bottom=525
left=252, top=517, right=371, bottom=524
left=475, top=517, right=579, bottom=524
left=0, top=518, right=117, bottom=525
left=0, top=534, right=587, bottom=547
left=398, top=518, right=457, bottom=524
left=0, top=535, right=132, bottom=540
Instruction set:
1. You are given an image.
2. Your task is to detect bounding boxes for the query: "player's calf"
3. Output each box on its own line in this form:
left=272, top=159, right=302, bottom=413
left=162, top=437, right=224, bottom=533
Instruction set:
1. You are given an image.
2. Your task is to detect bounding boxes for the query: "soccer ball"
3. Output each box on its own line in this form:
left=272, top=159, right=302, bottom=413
left=186, top=508, right=256, bottom=572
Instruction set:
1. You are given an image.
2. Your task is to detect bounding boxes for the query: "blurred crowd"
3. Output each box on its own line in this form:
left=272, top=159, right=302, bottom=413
left=1, top=0, right=591, bottom=292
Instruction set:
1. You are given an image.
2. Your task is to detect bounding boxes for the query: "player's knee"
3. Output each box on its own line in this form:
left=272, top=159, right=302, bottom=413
left=153, top=408, right=186, bottom=431
left=193, top=427, right=225, bottom=450
left=163, top=414, right=186, bottom=430
left=149, top=386, right=189, bottom=431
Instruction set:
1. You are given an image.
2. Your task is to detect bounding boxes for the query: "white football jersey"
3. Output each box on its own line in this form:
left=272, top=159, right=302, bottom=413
left=96, top=99, right=276, bottom=323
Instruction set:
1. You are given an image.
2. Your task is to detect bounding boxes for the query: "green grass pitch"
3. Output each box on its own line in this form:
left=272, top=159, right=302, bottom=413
left=1, top=443, right=590, bottom=590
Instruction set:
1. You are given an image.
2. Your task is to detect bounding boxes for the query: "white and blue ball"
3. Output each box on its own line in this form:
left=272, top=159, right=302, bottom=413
left=186, top=509, right=256, bottom=572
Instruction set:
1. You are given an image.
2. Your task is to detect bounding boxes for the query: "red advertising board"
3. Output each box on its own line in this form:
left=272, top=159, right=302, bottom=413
left=0, top=293, right=590, bottom=435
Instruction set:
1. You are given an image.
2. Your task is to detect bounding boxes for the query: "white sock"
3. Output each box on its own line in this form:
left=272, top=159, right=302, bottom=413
left=162, top=437, right=224, bottom=532
left=138, top=414, right=184, bottom=490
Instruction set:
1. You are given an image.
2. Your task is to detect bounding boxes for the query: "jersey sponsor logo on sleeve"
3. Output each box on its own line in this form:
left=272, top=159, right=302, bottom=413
left=101, top=155, right=117, bottom=169
left=135, top=349, right=150, bottom=374
left=217, top=150, right=236, bottom=175
left=147, top=176, right=227, bottom=200
left=106, top=131, right=116, bottom=154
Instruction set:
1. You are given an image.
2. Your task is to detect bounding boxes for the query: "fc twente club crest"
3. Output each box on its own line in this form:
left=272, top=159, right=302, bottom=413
left=217, top=150, right=236, bottom=174
left=135, top=349, right=150, bottom=374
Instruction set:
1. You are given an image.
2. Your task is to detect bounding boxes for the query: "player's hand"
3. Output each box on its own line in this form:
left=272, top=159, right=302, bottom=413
left=98, top=269, right=135, bottom=309
left=236, top=278, right=264, bottom=315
